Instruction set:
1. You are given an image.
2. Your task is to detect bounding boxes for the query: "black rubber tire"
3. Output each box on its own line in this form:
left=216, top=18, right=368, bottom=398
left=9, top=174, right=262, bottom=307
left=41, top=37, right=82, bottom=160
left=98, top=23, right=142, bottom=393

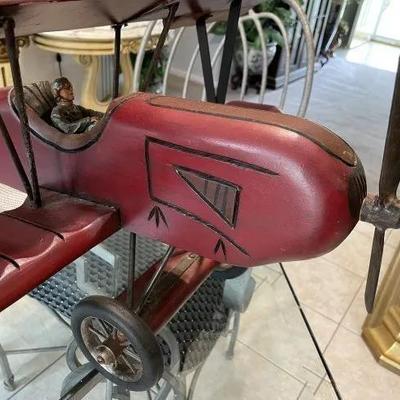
left=211, top=265, right=247, bottom=280
left=71, top=296, right=163, bottom=392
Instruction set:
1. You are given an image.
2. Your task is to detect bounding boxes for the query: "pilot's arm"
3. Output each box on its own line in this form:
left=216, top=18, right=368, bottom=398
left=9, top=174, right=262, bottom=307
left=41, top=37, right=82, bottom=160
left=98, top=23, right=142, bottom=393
left=51, top=108, right=93, bottom=134
left=78, top=105, right=103, bottom=121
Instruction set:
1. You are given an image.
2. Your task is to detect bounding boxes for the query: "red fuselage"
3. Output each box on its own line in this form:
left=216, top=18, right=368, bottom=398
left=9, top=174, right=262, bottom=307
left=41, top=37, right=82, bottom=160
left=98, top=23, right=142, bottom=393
left=0, top=90, right=366, bottom=266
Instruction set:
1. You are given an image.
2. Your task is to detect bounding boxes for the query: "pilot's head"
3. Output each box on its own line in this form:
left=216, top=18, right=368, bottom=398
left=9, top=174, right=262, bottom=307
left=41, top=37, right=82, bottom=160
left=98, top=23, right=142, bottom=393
left=51, top=77, right=74, bottom=103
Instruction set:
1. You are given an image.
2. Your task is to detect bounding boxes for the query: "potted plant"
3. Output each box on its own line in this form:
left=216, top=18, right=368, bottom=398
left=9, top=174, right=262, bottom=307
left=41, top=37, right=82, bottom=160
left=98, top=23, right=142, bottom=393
left=212, top=0, right=300, bottom=92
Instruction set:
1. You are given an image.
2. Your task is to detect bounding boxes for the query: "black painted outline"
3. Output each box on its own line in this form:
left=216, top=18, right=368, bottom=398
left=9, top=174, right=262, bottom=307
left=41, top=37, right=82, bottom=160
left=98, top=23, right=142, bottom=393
left=1, top=212, right=65, bottom=240
left=145, top=137, right=251, bottom=257
left=0, top=252, right=20, bottom=269
left=214, top=239, right=227, bottom=260
left=148, top=205, right=168, bottom=228
left=175, top=165, right=241, bottom=228
left=146, top=136, right=279, bottom=176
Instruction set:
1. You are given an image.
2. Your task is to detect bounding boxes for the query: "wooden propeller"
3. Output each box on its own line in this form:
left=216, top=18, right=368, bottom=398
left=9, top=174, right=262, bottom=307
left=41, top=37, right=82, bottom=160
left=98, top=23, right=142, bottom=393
left=361, top=57, right=400, bottom=313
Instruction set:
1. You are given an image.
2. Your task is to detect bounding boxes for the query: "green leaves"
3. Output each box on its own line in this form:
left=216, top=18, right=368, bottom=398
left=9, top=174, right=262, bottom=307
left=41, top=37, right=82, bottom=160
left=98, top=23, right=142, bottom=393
left=211, top=0, right=301, bottom=48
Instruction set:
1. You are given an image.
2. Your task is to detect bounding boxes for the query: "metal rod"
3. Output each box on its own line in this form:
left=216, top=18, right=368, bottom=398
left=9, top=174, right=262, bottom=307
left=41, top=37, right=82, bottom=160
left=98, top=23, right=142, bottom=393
left=365, top=228, right=386, bottom=313
left=216, top=0, right=242, bottom=104
left=112, top=23, right=122, bottom=99
left=187, top=362, right=206, bottom=400
left=127, top=232, right=136, bottom=309
left=201, top=36, right=225, bottom=101
left=283, top=0, right=314, bottom=117
left=279, top=263, right=343, bottom=400
left=0, top=113, right=33, bottom=199
left=136, top=245, right=175, bottom=314
left=225, top=311, right=240, bottom=359
left=5, top=345, right=67, bottom=355
left=0, top=343, right=14, bottom=391
left=59, top=367, right=102, bottom=400
left=196, top=16, right=216, bottom=103
left=141, top=2, right=179, bottom=92
left=106, top=380, right=113, bottom=400
left=3, top=18, right=41, bottom=207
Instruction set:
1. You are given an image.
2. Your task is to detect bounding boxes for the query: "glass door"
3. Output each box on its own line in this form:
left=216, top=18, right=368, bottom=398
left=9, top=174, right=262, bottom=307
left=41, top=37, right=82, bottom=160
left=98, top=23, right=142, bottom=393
left=373, top=0, right=400, bottom=46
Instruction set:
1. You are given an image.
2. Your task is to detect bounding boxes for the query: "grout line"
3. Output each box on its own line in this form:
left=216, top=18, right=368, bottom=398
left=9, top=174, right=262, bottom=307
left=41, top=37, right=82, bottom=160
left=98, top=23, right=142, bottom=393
left=301, top=303, right=342, bottom=327
left=7, top=352, right=66, bottom=399
left=236, top=339, right=307, bottom=386
left=302, top=364, right=325, bottom=380
left=313, top=373, right=327, bottom=396
left=321, top=278, right=366, bottom=359
left=319, top=253, right=366, bottom=280
left=296, top=382, right=308, bottom=400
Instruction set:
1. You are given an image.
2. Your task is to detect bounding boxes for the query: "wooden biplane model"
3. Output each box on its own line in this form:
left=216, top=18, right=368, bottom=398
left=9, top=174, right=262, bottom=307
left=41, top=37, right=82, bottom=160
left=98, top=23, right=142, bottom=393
left=0, top=0, right=398, bottom=394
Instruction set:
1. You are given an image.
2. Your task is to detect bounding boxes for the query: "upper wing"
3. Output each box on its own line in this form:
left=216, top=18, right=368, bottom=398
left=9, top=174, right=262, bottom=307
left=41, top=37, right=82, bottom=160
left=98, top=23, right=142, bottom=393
left=0, top=0, right=261, bottom=38
left=0, top=188, right=120, bottom=311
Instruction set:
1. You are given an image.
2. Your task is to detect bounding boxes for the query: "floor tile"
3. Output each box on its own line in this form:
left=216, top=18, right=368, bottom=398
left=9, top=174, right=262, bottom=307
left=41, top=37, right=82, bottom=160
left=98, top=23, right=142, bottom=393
left=251, top=264, right=281, bottom=284
left=386, top=229, right=400, bottom=250
left=253, top=274, right=264, bottom=290
left=238, top=276, right=327, bottom=392
left=324, top=326, right=400, bottom=400
left=313, top=380, right=339, bottom=400
left=354, top=221, right=374, bottom=239
left=194, top=337, right=304, bottom=400
left=284, top=258, right=363, bottom=323
left=296, top=378, right=338, bottom=400
left=0, top=352, right=65, bottom=400
left=302, top=306, right=338, bottom=352
left=0, top=296, right=71, bottom=350
left=322, top=229, right=393, bottom=278
left=341, top=282, right=367, bottom=335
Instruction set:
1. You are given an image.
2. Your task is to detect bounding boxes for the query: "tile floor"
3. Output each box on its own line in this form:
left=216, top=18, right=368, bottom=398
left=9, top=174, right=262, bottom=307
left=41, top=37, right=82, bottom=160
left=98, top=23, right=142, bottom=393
left=1, top=41, right=400, bottom=399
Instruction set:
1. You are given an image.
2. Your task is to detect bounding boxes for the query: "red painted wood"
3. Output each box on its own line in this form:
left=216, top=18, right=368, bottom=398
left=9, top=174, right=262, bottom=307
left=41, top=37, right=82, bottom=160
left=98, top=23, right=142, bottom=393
left=0, top=90, right=365, bottom=268
left=0, top=189, right=120, bottom=311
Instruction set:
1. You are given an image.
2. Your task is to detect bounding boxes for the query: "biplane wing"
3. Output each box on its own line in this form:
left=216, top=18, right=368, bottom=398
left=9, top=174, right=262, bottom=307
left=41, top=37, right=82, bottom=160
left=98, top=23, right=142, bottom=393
left=0, top=188, right=120, bottom=311
left=0, top=0, right=261, bottom=37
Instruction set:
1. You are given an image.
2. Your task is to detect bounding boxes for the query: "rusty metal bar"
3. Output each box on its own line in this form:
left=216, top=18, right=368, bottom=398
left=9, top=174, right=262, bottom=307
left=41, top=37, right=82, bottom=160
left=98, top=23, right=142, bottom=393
left=127, top=232, right=136, bottom=309
left=216, top=0, right=242, bottom=104
left=136, top=245, right=175, bottom=314
left=141, top=2, right=179, bottom=92
left=3, top=18, right=41, bottom=207
left=112, top=23, right=122, bottom=99
left=196, top=17, right=216, bottom=103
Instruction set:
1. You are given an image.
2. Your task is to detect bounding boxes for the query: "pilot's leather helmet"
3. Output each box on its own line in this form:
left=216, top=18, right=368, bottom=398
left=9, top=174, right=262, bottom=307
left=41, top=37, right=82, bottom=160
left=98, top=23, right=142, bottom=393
left=51, top=77, right=72, bottom=103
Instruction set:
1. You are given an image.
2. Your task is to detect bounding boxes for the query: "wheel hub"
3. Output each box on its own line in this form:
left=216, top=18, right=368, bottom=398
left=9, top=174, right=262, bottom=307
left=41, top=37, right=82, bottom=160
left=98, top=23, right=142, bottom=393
left=80, top=316, right=144, bottom=382
left=96, top=344, right=117, bottom=366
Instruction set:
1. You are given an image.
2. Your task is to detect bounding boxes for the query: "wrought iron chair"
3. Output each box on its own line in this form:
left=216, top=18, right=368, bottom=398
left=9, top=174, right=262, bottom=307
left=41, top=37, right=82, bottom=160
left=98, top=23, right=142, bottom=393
left=131, top=0, right=315, bottom=117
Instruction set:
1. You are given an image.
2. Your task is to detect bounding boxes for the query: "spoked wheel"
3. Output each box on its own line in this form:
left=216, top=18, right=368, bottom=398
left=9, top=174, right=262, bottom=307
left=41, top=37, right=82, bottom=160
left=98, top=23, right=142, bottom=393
left=71, top=296, right=163, bottom=392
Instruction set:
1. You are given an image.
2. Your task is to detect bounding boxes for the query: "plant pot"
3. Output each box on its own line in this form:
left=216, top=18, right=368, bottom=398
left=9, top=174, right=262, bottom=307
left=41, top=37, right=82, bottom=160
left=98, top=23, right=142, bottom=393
left=234, top=41, right=277, bottom=76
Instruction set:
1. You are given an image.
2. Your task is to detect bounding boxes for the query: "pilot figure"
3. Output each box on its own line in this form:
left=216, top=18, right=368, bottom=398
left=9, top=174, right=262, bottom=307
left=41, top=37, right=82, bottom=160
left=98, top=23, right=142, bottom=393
left=51, top=77, right=103, bottom=134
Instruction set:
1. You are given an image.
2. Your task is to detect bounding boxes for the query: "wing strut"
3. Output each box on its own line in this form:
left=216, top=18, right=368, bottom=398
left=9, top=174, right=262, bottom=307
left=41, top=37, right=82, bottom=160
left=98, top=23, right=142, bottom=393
left=2, top=18, right=41, bottom=207
left=196, top=0, right=243, bottom=104
left=196, top=16, right=216, bottom=102
left=141, top=2, right=179, bottom=92
left=112, top=23, right=123, bottom=99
